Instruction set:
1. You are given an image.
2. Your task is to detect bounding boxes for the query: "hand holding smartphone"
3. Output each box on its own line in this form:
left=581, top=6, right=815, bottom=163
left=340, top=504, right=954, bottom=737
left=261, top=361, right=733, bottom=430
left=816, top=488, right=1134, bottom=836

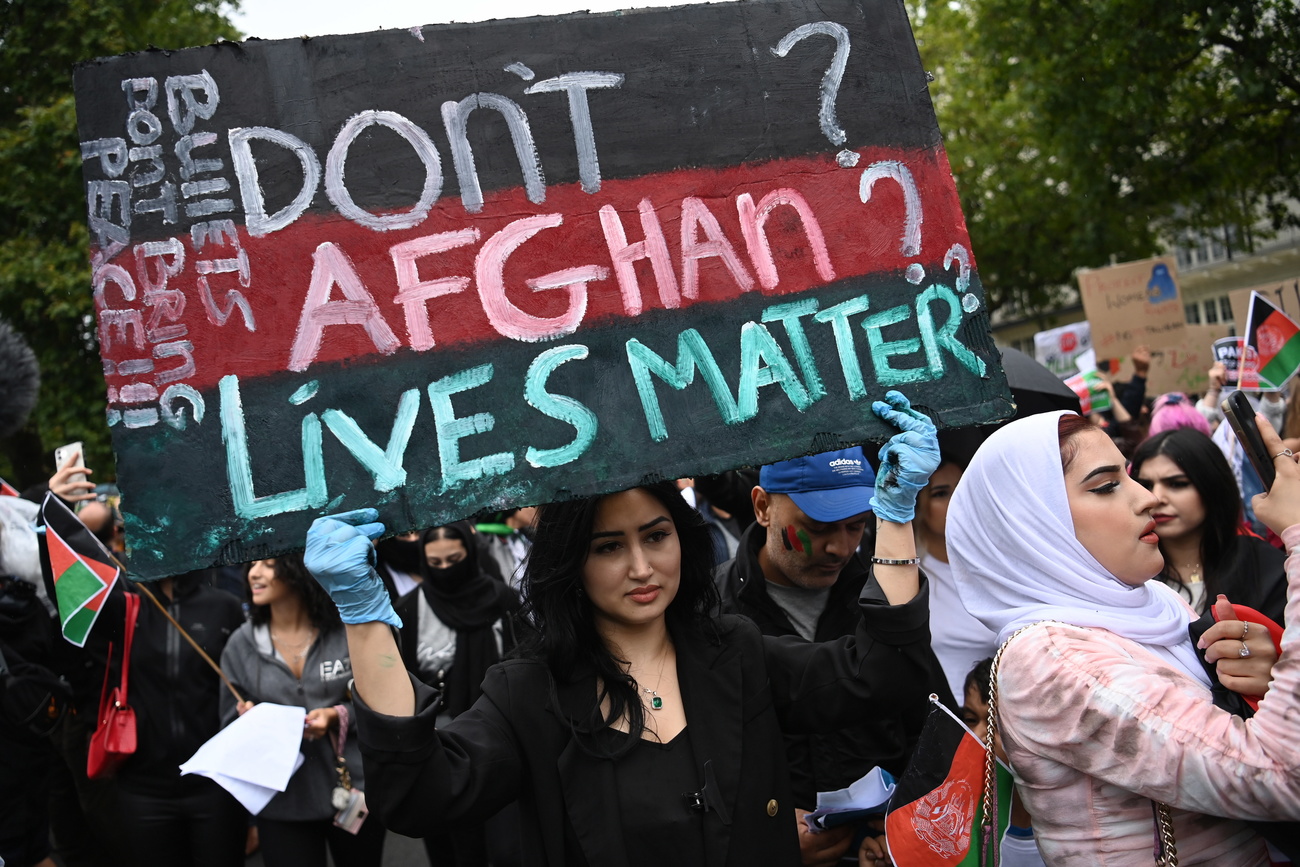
left=51, top=441, right=95, bottom=504
left=1221, top=392, right=1277, bottom=490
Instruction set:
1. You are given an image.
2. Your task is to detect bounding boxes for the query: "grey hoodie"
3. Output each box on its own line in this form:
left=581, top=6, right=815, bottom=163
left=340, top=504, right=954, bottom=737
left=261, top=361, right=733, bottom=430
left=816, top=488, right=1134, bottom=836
left=219, top=622, right=364, bottom=821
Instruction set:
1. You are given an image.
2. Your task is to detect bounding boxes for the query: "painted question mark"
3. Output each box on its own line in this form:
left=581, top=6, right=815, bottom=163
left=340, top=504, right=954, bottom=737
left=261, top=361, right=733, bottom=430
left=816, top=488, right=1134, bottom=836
left=771, top=22, right=859, bottom=168
left=859, top=160, right=924, bottom=283
left=943, top=243, right=980, bottom=313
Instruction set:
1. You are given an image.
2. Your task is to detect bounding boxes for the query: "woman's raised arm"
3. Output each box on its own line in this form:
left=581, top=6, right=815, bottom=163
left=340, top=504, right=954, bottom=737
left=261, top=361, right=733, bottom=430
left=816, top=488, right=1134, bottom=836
left=304, top=509, right=415, bottom=716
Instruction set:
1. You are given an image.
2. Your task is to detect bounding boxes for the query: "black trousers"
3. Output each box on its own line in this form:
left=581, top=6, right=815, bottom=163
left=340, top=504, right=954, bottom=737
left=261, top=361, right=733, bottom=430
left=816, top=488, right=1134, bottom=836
left=256, top=814, right=385, bottom=867
left=116, top=776, right=247, bottom=867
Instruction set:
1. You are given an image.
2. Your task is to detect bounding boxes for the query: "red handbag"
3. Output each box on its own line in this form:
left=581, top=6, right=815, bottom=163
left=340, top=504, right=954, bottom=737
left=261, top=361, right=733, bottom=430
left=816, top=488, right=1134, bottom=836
left=87, top=592, right=140, bottom=780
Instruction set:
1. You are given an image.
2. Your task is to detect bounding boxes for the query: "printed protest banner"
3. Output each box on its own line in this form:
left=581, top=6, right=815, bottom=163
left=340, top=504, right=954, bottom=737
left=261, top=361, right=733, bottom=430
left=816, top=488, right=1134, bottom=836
left=73, top=0, right=1011, bottom=578
left=1033, top=321, right=1091, bottom=378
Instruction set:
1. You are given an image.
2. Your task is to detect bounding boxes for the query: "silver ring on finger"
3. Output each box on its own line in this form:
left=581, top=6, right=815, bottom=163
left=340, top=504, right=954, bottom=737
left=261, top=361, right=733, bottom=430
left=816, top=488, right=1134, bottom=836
left=1273, top=448, right=1295, bottom=460
left=1239, top=642, right=1252, bottom=658
left=1241, top=621, right=1250, bottom=640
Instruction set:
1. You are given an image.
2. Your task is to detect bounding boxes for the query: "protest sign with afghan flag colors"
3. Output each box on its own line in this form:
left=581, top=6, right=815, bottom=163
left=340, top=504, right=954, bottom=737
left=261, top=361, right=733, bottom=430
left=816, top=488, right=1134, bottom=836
left=40, top=494, right=120, bottom=647
left=1242, top=291, right=1300, bottom=391
left=885, top=700, right=1012, bottom=866
left=72, top=0, right=1012, bottom=579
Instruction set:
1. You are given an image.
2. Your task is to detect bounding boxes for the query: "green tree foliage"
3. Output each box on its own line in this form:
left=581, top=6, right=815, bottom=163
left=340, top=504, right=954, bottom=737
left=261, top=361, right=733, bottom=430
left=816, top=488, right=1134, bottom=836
left=909, top=0, right=1300, bottom=317
left=0, top=0, right=240, bottom=488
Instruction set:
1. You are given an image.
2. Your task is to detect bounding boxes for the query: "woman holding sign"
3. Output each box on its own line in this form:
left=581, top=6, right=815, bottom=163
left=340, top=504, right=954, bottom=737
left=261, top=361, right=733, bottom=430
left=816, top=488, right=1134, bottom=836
left=947, top=410, right=1300, bottom=864
left=305, top=391, right=940, bottom=866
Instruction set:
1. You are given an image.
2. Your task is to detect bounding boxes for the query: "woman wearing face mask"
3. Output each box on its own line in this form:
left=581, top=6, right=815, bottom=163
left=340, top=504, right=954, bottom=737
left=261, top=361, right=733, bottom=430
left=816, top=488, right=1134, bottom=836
left=393, top=523, right=521, bottom=719
left=1131, top=427, right=1287, bottom=624
left=947, top=410, right=1300, bottom=864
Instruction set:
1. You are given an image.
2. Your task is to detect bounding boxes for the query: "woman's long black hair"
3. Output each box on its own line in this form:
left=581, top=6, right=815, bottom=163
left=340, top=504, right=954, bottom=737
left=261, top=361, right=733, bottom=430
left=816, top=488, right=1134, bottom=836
left=246, top=551, right=342, bottom=631
left=515, top=481, right=720, bottom=751
left=1130, top=428, right=1241, bottom=604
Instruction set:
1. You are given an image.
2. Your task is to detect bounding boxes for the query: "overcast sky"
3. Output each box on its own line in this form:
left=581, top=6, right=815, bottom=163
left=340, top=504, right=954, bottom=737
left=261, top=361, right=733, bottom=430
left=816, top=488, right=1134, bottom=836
left=228, top=0, right=704, bottom=39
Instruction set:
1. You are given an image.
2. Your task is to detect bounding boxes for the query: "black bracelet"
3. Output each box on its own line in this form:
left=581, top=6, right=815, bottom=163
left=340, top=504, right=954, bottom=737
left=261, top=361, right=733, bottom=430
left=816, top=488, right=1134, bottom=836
left=871, top=556, right=921, bottom=566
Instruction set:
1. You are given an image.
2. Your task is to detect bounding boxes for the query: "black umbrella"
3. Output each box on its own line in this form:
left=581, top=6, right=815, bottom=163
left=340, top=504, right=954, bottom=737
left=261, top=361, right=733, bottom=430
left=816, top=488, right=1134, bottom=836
left=939, top=347, right=1082, bottom=465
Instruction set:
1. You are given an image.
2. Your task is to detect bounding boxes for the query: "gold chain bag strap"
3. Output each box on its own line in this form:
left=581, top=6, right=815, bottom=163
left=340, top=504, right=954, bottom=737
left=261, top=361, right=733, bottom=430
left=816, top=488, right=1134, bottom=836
left=980, top=622, right=1178, bottom=867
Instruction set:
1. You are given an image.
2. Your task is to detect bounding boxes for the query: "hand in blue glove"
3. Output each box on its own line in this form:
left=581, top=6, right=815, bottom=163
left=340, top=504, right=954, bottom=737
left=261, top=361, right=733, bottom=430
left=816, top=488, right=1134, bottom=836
left=304, top=508, right=402, bottom=629
left=869, top=390, right=940, bottom=524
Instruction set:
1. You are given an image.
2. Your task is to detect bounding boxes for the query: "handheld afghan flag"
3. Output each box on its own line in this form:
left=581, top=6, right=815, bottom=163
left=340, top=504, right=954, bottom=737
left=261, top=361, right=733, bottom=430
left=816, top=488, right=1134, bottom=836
left=39, top=493, right=119, bottom=647
left=0, top=477, right=17, bottom=497
left=1241, top=292, right=1300, bottom=391
left=885, top=699, right=1014, bottom=866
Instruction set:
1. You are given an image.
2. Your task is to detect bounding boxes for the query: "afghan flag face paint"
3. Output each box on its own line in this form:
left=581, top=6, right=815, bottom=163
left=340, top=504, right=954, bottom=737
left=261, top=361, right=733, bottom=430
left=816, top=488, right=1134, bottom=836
left=781, top=526, right=814, bottom=556
left=40, top=494, right=119, bottom=647
left=1243, top=291, right=1300, bottom=390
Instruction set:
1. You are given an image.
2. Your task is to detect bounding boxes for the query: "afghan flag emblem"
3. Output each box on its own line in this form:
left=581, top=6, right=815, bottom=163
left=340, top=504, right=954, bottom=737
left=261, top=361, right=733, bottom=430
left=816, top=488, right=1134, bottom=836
left=885, top=700, right=1012, bottom=866
left=40, top=493, right=119, bottom=647
left=1242, top=291, right=1300, bottom=391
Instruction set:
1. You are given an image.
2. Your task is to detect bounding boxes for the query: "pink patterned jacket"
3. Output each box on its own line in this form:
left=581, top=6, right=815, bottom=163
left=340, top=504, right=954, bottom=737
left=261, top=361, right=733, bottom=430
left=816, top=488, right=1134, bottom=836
left=996, top=525, right=1300, bottom=865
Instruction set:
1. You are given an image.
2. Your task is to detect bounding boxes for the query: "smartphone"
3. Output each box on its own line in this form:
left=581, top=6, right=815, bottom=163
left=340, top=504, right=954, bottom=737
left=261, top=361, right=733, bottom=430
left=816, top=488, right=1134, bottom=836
left=54, top=442, right=87, bottom=489
left=1220, top=392, right=1276, bottom=490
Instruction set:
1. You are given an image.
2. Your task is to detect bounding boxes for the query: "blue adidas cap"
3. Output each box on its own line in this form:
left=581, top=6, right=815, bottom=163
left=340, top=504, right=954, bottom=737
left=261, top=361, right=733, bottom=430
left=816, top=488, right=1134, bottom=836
left=758, top=447, right=875, bottom=522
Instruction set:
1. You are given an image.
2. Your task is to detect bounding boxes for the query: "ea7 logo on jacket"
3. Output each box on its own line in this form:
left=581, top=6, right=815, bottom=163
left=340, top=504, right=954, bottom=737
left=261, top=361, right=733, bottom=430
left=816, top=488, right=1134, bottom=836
left=320, top=658, right=352, bottom=681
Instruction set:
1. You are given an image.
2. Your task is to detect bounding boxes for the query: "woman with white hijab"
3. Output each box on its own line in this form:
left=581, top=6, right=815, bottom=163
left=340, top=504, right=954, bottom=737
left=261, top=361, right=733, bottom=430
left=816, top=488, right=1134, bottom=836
left=948, top=410, right=1300, bottom=865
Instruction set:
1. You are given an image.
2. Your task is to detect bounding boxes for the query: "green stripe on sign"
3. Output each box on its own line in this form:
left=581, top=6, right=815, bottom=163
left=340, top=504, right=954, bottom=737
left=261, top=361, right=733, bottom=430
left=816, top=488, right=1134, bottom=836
left=1261, top=334, right=1300, bottom=388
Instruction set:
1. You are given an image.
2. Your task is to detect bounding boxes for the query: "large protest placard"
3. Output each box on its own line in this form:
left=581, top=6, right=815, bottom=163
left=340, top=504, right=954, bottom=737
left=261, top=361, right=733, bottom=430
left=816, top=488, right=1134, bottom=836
left=1078, top=256, right=1185, bottom=358
left=74, top=0, right=1011, bottom=578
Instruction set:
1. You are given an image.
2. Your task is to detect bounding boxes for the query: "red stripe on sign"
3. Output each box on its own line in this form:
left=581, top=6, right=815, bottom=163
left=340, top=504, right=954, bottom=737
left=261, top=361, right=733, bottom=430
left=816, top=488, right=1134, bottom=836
left=93, top=144, right=972, bottom=394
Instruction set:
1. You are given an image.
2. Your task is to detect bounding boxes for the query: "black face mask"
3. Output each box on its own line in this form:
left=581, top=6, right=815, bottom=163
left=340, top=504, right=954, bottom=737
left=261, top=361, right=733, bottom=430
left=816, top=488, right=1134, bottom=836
left=424, top=557, right=473, bottom=591
left=376, top=537, right=423, bottom=574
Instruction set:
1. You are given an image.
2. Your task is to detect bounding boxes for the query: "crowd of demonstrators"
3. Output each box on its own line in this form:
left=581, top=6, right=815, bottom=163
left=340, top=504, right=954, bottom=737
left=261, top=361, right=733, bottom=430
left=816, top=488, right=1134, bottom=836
left=9, top=347, right=1300, bottom=867
left=299, top=391, right=941, bottom=867
left=714, top=445, right=950, bottom=866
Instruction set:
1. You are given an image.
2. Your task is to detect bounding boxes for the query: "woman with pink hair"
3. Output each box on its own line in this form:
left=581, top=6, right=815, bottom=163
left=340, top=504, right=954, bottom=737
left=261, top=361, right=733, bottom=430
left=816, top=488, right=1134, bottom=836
left=1148, top=392, right=1212, bottom=437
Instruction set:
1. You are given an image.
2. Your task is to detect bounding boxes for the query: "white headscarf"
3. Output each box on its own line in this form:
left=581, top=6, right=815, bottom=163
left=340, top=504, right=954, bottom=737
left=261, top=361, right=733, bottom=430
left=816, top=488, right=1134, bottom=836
left=947, top=411, right=1211, bottom=687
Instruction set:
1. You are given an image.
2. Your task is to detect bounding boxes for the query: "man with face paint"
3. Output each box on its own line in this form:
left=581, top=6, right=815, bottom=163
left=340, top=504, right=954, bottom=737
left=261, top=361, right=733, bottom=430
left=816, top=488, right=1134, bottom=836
left=716, top=446, right=953, bottom=867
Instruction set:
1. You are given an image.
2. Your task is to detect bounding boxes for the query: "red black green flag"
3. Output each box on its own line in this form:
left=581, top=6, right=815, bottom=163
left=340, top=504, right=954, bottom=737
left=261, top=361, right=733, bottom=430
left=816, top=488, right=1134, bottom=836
left=1242, top=291, right=1300, bottom=391
left=39, top=493, right=119, bottom=647
left=885, top=700, right=1012, bottom=866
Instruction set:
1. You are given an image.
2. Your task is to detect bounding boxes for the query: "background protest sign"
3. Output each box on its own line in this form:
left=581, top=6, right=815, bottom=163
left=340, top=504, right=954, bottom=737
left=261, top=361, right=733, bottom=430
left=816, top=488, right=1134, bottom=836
left=1229, top=277, right=1300, bottom=329
left=1078, top=255, right=1185, bottom=360
left=1033, top=321, right=1091, bottom=378
left=74, top=0, right=1010, bottom=578
left=1141, top=323, right=1229, bottom=396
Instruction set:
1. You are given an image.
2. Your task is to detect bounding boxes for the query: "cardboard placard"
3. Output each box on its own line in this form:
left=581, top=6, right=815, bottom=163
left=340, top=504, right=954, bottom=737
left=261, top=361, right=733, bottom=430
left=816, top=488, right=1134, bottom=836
left=1078, top=256, right=1186, bottom=360
left=73, top=0, right=1011, bottom=578
left=1228, top=278, right=1300, bottom=332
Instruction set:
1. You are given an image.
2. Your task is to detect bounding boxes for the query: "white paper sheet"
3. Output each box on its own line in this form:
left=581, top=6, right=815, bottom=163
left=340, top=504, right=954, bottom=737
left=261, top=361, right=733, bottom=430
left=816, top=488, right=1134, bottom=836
left=180, top=702, right=307, bottom=814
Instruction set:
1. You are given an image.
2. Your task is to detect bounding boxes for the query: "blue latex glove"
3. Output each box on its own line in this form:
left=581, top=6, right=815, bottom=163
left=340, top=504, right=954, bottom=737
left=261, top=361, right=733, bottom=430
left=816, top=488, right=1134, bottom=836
left=303, top=508, right=402, bottom=629
left=869, top=390, right=940, bottom=524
